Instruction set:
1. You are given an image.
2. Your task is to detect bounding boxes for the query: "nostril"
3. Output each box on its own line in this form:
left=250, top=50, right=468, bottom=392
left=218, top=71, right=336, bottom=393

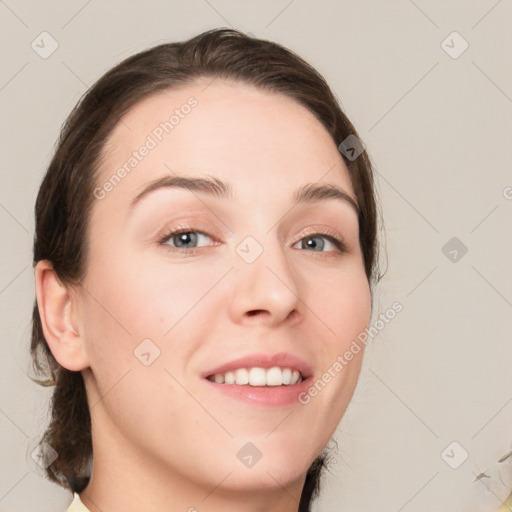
left=247, top=310, right=265, bottom=317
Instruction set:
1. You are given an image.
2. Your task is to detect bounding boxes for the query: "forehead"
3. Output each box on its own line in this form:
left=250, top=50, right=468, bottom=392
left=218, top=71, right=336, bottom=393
left=94, top=78, right=354, bottom=211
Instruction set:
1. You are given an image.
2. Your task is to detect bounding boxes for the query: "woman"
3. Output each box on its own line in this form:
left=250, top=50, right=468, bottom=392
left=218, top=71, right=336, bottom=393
left=31, top=28, right=381, bottom=512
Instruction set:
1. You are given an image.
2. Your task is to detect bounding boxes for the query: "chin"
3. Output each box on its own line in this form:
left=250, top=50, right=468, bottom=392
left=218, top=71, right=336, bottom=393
left=219, top=441, right=318, bottom=493
left=219, top=463, right=310, bottom=495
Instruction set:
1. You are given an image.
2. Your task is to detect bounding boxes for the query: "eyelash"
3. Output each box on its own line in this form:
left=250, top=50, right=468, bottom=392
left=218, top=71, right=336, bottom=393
left=156, top=225, right=348, bottom=257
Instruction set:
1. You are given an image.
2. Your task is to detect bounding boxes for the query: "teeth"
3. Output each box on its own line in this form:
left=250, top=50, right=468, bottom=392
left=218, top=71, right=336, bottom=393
left=249, top=367, right=267, bottom=386
left=208, top=366, right=303, bottom=386
left=265, top=367, right=282, bottom=386
left=235, top=368, right=249, bottom=384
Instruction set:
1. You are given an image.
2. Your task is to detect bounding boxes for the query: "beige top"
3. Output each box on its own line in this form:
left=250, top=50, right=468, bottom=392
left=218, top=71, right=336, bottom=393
left=66, top=492, right=90, bottom=512
left=65, top=490, right=512, bottom=511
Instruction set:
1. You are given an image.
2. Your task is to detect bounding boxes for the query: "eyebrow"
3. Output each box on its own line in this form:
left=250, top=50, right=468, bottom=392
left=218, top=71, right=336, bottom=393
left=129, top=174, right=360, bottom=214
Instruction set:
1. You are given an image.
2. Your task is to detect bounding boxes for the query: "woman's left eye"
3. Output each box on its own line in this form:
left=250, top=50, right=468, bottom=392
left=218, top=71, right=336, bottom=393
left=292, top=234, right=347, bottom=253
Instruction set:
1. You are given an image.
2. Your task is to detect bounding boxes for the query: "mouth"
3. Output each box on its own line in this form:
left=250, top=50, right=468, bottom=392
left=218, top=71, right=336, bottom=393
left=202, top=352, right=312, bottom=406
left=206, top=366, right=304, bottom=386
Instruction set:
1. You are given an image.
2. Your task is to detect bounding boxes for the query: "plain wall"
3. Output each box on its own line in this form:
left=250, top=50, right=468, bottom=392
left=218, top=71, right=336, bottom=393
left=0, top=1, right=510, bottom=511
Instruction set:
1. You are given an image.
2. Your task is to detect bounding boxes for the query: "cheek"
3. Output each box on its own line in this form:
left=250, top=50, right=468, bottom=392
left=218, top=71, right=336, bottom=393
left=312, top=263, right=372, bottom=347
left=82, top=247, right=224, bottom=369
left=303, top=265, right=371, bottom=408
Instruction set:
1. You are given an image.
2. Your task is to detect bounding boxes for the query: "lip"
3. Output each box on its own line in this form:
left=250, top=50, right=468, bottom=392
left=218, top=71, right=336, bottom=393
left=204, top=376, right=313, bottom=406
left=201, top=352, right=313, bottom=380
left=201, top=352, right=313, bottom=407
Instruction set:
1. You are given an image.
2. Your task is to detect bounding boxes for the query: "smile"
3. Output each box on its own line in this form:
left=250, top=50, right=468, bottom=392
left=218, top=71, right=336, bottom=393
left=206, top=366, right=303, bottom=386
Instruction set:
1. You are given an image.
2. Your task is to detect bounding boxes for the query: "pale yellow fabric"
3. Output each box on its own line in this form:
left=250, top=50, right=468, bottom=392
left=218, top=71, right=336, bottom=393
left=64, top=489, right=512, bottom=511
left=66, top=492, right=91, bottom=512
left=497, top=492, right=512, bottom=512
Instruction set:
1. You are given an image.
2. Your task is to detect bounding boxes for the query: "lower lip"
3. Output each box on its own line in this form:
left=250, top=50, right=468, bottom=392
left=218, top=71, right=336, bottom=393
left=203, top=377, right=312, bottom=406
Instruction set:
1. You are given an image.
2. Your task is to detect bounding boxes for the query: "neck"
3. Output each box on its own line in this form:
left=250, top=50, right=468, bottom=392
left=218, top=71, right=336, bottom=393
left=79, top=412, right=306, bottom=512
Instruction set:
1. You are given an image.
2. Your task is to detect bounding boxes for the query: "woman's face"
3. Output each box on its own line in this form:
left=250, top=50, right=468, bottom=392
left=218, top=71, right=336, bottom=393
left=78, top=78, right=371, bottom=497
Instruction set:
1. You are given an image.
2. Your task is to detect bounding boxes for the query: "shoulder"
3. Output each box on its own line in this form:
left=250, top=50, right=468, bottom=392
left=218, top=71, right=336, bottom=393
left=66, top=492, right=91, bottom=512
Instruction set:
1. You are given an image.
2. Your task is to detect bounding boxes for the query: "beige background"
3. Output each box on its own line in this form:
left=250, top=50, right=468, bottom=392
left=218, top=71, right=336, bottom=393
left=0, top=1, right=511, bottom=511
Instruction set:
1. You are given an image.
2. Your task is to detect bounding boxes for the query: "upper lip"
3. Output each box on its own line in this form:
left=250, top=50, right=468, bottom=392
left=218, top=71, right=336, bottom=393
left=202, top=352, right=313, bottom=380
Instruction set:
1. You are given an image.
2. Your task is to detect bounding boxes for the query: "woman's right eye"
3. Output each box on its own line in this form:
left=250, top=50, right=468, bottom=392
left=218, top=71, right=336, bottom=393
left=158, top=228, right=216, bottom=252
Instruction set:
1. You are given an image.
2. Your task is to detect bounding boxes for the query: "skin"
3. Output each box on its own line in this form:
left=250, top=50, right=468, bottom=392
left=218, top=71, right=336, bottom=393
left=35, top=78, right=372, bottom=512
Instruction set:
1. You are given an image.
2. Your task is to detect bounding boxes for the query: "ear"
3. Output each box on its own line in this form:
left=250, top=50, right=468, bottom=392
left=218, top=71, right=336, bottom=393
left=34, top=260, right=90, bottom=371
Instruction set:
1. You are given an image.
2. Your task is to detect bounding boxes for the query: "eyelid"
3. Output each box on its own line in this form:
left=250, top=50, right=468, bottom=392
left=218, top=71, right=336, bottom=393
left=294, top=224, right=346, bottom=243
left=157, top=219, right=215, bottom=238
left=293, top=225, right=343, bottom=242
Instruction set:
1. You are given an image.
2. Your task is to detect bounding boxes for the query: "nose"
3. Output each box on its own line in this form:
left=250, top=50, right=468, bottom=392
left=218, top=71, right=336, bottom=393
left=229, top=237, right=302, bottom=327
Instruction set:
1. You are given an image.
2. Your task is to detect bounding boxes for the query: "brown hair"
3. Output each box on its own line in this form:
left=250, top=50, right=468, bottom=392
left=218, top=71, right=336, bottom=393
left=30, top=27, right=382, bottom=511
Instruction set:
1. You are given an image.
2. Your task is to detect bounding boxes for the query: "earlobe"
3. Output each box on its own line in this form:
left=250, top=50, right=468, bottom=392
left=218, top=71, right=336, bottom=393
left=34, top=260, right=90, bottom=372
